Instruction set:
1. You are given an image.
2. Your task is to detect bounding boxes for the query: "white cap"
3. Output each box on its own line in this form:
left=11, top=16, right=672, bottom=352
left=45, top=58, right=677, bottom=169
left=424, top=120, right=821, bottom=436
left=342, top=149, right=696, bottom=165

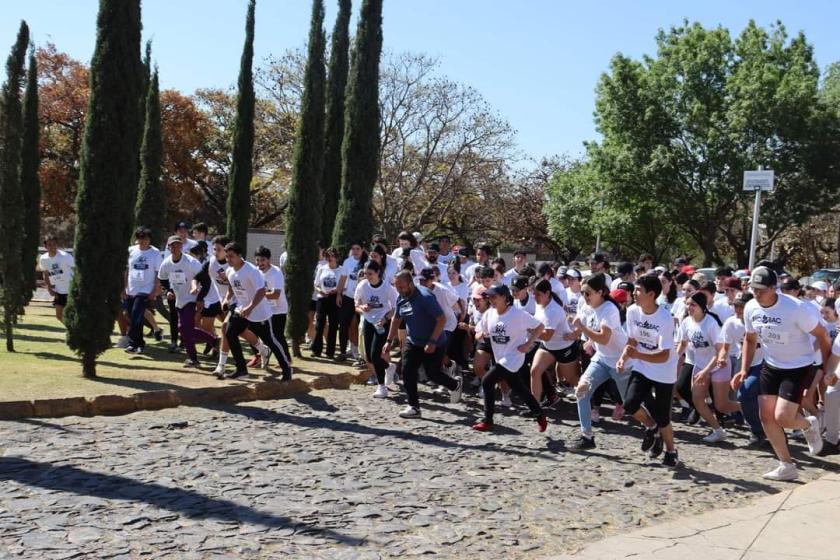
left=654, top=265, right=666, bottom=273
left=810, top=280, right=829, bottom=292
left=413, top=232, right=423, bottom=242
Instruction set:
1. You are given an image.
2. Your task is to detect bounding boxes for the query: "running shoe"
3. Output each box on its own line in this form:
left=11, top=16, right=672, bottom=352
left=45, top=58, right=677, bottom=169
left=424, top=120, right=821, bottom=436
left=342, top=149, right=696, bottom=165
left=570, top=434, right=596, bottom=450
left=649, top=434, right=664, bottom=458
left=686, top=409, right=701, bottom=425
left=703, top=428, right=729, bottom=443
left=449, top=376, right=464, bottom=404
left=182, top=359, right=200, bottom=369
left=762, top=462, right=798, bottom=481
left=153, top=329, right=163, bottom=342
left=747, top=433, right=766, bottom=447
left=335, top=353, right=348, bottom=363
left=472, top=421, right=493, bottom=432
left=384, top=364, right=396, bottom=386
left=591, top=408, right=602, bottom=424
left=536, top=415, right=548, bottom=433
left=212, top=365, right=225, bottom=378
left=259, top=346, right=271, bottom=370
left=500, top=392, right=513, bottom=408
left=399, top=406, right=421, bottom=418
left=470, top=377, right=482, bottom=388
left=115, top=336, right=131, bottom=349
left=543, top=394, right=563, bottom=409
left=816, top=440, right=838, bottom=457
left=366, top=373, right=378, bottom=386
left=224, top=369, right=248, bottom=379
left=373, top=385, right=388, bottom=399
left=662, top=450, right=679, bottom=468
left=641, top=427, right=658, bottom=452
left=124, top=346, right=143, bottom=354
left=167, top=343, right=179, bottom=353
left=433, top=385, right=447, bottom=395
left=804, top=415, right=824, bottom=455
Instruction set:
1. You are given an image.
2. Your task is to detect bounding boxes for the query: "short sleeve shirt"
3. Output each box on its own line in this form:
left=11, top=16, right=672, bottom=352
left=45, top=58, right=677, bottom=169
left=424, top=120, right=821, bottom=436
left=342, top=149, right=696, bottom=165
left=39, top=250, right=75, bottom=294
left=625, top=304, right=677, bottom=383
left=479, top=306, right=541, bottom=372
left=395, top=286, right=446, bottom=346
left=743, top=294, right=820, bottom=369
left=262, top=265, right=288, bottom=315
left=127, top=245, right=161, bottom=296
left=226, top=262, right=273, bottom=323
left=158, top=254, right=202, bottom=309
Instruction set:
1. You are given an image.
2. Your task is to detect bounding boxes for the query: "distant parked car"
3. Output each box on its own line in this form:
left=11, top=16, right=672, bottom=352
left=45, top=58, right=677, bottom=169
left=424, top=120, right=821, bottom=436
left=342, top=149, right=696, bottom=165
left=695, top=268, right=716, bottom=283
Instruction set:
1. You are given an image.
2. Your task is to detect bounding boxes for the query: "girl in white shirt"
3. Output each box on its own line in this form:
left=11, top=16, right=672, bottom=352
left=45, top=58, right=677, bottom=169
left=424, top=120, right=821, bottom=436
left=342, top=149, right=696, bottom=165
left=529, top=279, right=578, bottom=411
left=311, top=248, right=347, bottom=358
left=355, top=260, right=398, bottom=398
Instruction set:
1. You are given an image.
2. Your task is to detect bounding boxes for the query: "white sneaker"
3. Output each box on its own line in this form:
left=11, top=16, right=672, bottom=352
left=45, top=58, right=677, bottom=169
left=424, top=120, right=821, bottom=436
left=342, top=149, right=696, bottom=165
left=384, top=364, right=396, bottom=386
left=501, top=392, right=513, bottom=408
left=449, top=376, right=463, bottom=404
left=762, top=461, right=798, bottom=481
left=433, top=385, right=447, bottom=395
left=703, top=428, right=729, bottom=443
left=115, top=336, right=130, bottom=348
left=213, top=365, right=225, bottom=377
left=804, top=415, right=824, bottom=455
left=591, top=408, right=601, bottom=424
left=373, top=385, right=388, bottom=399
left=259, top=345, right=271, bottom=370
left=446, top=361, right=460, bottom=379
left=399, top=406, right=420, bottom=418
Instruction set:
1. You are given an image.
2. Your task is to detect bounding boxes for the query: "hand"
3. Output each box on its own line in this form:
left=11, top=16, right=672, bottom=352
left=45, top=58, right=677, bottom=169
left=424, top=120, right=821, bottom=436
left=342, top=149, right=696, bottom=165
left=516, top=342, right=532, bottom=353
left=730, top=371, right=746, bottom=392
left=826, top=372, right=838, bottom=387
left=360, top=304, right=371, bottom=313
left=424, top=342, right=437, bottom=354
left=625, top=347, right=638, bottom=360
left=190, top=286, right=199, bottom=295
left=240, top=305, right=253, bottom=319
left=381, top=342, right=392, bottom=360
left=616, top=357, right=625, bottom=374
left=337, top=294, right=343, bottom=307
left=694, top=371, right=710, bottom=387
left=572, top=317, right=583, bottom=330
left=575, top=380, right=590, bottom=399
left=48, top=287, right=56, bottom=297
left=715, top=358, right=727, bottom=370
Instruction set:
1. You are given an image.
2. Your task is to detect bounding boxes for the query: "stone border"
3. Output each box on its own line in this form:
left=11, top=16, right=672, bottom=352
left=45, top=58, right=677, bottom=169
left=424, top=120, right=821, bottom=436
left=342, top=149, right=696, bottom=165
left=0, top=371, right=371, bottom=421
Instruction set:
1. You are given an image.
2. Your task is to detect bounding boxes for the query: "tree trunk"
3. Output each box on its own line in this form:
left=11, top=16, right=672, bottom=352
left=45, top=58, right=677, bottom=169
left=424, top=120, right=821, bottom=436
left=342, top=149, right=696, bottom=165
left=82, top=352, right=97, bottom=378
left=4, top=318, right=14, bottom=352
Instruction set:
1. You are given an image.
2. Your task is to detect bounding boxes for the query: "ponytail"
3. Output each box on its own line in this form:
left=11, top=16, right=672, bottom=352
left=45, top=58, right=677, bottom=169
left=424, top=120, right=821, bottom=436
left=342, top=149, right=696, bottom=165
left=534, top=279, right=562, bottom=306
left=582, top=272, right=621, bottom=313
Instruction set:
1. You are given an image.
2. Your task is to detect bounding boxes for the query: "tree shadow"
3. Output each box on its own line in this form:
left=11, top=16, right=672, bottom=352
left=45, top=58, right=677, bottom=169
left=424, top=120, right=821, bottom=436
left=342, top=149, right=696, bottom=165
left=13, top=418, right=78, bottom=433
left=18, top=322, right=65, bottom=334
left=0, top=456, right=362, bottom=545
left=13, top=333, right=62, bottom=344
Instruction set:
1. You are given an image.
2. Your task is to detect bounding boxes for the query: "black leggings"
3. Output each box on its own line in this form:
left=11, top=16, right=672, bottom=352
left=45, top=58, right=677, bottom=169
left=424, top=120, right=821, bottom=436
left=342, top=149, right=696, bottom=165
left=676, top=361, right=694, bottom=410
left=447, top=327, right=468, bottom=368
left=482, top=363, right=543, bottom=423
left=402, top=342, right=456, bottom=409
left=312, top=294, right=339, bottom=357
left=269, top=313, right=291, bottom=366
left=623, top=371, right=674, bottom=429
left=226, top=314, right=290, bottom=374
left=337, top=298, right=357, bottom=355
left=362, top=319, right=390, bottom=384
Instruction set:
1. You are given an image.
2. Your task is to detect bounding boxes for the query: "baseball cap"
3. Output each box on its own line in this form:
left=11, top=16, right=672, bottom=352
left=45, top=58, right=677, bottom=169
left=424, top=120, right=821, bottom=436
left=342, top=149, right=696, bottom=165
left=566, top=268, right=582, bottom=280
left=618, top=281, right=634, bottom=293
left=511, top=275, right=530, bottom=291
left=610, top=288, right=629, bottom=305
left=556, top=266, right=568, bottom=277
left=749, top=266, right=777, bottom=289
left=166, top=235, right=183, bottom=247
left=485, top=284, right=511, bottom=299
left=811, top=280, right=830, bottom=292
left=654, top=265, right=666, bottom=273
left=675, top=257, right=688, bottom=265
left=457, top=247, right=471, bottom=258
left=723, top=277, right=741, bottom=290
left=471, top=285, right=488, bottom=300
left=733, top=292, right=754, bottom=306
left=412, top=231, right=423, bottom=242
left=174, top=221, right=189, bottom=230
left=780, top=278, right=800, bottom=292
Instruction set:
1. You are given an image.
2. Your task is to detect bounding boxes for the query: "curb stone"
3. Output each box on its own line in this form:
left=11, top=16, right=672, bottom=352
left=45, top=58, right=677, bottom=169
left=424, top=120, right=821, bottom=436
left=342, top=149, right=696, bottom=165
left=1, top=370, right=371, bottom=421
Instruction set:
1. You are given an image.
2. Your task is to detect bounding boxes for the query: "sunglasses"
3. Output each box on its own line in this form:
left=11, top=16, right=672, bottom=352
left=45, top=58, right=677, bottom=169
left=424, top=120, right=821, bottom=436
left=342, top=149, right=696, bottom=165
left=581, top=289, right=594, bottom=296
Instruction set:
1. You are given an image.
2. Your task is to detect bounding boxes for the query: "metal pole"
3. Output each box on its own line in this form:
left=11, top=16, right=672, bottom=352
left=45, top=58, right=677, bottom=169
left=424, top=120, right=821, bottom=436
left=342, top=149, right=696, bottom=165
left=748, top=166, right=763, bottom=270
left=594, top=196, right=603, bottom=253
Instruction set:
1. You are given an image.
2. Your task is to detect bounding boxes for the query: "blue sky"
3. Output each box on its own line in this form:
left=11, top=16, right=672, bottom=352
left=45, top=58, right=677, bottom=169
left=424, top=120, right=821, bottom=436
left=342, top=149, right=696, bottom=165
left=3, top=0, right=840, bottom=160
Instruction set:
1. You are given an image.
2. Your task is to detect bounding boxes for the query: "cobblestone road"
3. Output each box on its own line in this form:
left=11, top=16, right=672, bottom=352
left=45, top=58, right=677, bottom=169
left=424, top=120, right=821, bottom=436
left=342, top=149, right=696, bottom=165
left=1, top=384, right=838, bottom=559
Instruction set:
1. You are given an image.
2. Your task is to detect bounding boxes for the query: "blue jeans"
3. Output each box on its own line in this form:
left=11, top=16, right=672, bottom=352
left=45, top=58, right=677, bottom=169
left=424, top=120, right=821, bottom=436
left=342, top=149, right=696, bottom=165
left=576, top=359, right=630, bottom=436
left=737, top=362, right=764, bottom=436
left=126, top=294, right=149, bottom=349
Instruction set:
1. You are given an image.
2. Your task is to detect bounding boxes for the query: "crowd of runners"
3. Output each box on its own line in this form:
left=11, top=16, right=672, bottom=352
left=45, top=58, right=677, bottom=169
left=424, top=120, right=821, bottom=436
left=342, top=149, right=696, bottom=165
left=37, top=224, right=840, bottom=481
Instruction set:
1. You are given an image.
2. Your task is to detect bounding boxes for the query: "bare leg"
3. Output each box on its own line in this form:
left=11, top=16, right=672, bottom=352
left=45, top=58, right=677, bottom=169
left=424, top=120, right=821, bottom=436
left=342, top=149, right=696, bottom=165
left=691, top=379, right=722, bottom=429
left=530, top=350, right=557, bottom=401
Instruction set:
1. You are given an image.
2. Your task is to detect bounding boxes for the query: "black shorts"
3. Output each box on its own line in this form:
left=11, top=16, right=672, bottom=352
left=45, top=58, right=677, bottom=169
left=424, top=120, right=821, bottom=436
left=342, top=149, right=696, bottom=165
left=53, top=293, right=68, bottom=307
left=146, top=297, right=156, bottom=310
left=541, top=341, right=579, bottom=364
left=202, top=302, right=222, bottom=318
left=309, top=299, right=317, bottom=312
left=759, top=363, right=812, bottom=404
left=476, top=338, right=493, bottom=356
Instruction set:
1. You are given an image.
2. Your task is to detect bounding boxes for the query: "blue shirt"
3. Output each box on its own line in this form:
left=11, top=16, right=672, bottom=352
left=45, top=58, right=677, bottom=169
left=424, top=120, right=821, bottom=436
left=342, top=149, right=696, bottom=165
left=396, top=286, right=447, bottom=346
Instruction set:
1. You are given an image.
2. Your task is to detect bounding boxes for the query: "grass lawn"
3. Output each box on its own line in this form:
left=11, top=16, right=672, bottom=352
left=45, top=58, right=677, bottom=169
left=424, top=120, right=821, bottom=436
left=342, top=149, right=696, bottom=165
left=0, top=302, right=358, bottom=402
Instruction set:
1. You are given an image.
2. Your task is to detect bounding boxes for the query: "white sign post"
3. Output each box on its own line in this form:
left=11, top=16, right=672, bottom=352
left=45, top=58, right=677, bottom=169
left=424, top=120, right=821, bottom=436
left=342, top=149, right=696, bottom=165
left=744, top=168, right=775, bottom=270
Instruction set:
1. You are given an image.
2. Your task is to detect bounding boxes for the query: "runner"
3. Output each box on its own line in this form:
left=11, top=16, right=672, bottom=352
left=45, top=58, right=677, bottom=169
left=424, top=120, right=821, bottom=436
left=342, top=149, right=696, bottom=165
left=740, top=266, right=831, bottom=480
left=255, top=246, right=292, bottom=367
left=724, top=292, right=766, bottom=446
left=381, top=270, right=463, bottom=418
left=616, top=274, right=680, bottom=467
left=821, top=324, right=840, bottom=455
left=610, top=262, right=635, bottom=290
left=418, top=267, right=462, bottom=380
left=222, top=242, right=292, bottom=380
left=124, top=227, right=161, bottom=353
left=355, top=260, right=398, bottom=398
left=472, top=284, right=548, bottom=432
left=511, top=275, right=536, bottom=315
left=38, top=235, right=75, bottom=325
left=569, top=273, right=631, bottom=449
left=588, top=253, right=612, bottom=286
left=564, top=268, right=583, bottom=318
left=437, top=235, right=455, bottom=265
left=338, top=242, right=367, bottom=362
left=503, top=249, right=528, bottom=287
left=310, top=248, right=347, bottom=359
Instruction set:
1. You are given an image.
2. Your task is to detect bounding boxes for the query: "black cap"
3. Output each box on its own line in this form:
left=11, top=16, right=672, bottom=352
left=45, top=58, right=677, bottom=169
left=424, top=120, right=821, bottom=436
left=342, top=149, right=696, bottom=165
left=617, top=262, right=634, bottom=275
left=749, top=266, right=777, bottom=289
left=591, top=253, right=608, bottom=264
left=781, top=278, right=801, bottom=292
left=618, top=281, right=635, bottom=293
left=675, top=257, right=688, bottom=265
left=419, top=267, right=436, bottom=280
left=485, top=284, right=511, bottom=299
left=511, top=275, right=530, bottom=290
left=428, top=243, right=440, bottom=253
left=457, top=247, right=471, bottom=257
left=733, top=292, right=754, bottom=306
left=174, top=221, right=189, bottom=230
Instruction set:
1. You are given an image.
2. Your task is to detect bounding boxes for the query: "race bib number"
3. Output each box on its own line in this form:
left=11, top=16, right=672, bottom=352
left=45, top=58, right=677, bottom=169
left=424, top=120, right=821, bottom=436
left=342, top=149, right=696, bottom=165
left=233, top=288, right=249, bottom=303
left=130, top=268, right=147, bottom=281
left=757, top=325, right=789, bottom=346
left=171, top=271, right=187, bottom=286
left=323, top=276, right=337, bottom=289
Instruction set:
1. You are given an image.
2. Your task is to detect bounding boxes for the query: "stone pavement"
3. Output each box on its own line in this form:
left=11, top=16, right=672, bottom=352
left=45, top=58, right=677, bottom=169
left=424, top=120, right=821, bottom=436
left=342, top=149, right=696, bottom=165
left=549, top=472, right=840, bottom=559
left=0, top=383, right=838, bottom=559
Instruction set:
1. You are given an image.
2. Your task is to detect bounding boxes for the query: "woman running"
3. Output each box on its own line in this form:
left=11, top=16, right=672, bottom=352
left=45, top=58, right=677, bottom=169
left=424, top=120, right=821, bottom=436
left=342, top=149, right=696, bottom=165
left=355, top=260, right=398, bottom=398
left=311, top=248, right=347, bottom=359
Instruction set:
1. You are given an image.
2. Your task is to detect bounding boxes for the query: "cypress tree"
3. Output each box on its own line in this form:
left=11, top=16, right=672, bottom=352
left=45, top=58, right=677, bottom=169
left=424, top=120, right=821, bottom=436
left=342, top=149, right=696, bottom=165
left=320, top=0, right=351, bottom=244
left=64, top=0, right=144, bottom=377
left=286, top=0, right=327, bottom=355
left=225, top=0, right=256, bottom=252
left=0, top=21, right=29, bottom=352
left=331, top=0, right=383, bottom=254
left=20, top=48, right=41, bottom=307
left=134, top=69, right=166, bottom=248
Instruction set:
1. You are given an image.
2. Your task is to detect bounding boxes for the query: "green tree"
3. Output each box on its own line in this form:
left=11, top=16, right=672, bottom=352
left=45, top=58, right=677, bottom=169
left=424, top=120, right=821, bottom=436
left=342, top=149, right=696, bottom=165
left=64, top=0, right=144, bottom=377
left=321, top=0, right=351, bottom=244
left=134, top=69, right=166, bottom=247
left=226, top=0, right=256, bottom=251
left=285, top=0, right=327, bottom=354
left=0, top=21, right=29, bottom=351
left=20, top=48, right=40, bottom=306
left=590, top=20, right=839, bottom=266
left=331, top=0, right=383, bottom=254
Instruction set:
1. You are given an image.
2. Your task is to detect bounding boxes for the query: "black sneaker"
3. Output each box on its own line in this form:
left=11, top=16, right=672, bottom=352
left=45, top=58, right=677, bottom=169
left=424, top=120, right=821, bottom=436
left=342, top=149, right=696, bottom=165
left=732, top=411, right=745, bottom=427
left=686, top=409, right=701, bottom=425
left=649, top=434, right=664, bottom=458
left=569, top=434, right=596, bottom=450
left=747, top=433, right=766, bottom=447
left=662, top=450, right=679, bottom=467
left=224, top=369, right=248, bottom=379
left=168, top=343, right=179, bottom=353
left=153, top=329, right=163, bottom=341
left=816, top=440, right=838, bottom=457
left=641, top=427, right=657, bottom=452
left=335, top=353, right=348, bottom=363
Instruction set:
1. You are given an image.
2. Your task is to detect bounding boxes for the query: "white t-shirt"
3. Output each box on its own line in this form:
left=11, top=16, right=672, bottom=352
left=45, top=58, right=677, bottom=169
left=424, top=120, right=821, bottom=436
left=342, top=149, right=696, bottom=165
left=354, top=279, right=398, bottom=324
left=261, top=265, right=288, bottom=315
left=392, top=247, right=426, bottom=275
left=429, top=282, right=460, bottom=332
left=671, top=297, right=687, bottom=321
left=679, top=314, right=721, bottom=370
left=342, top=256, right=363, bottom=297
left=479, top=306, right=541, bottom=372
left=625, top=304, right=677, bottom=383
left=828, top=336, right=840, bottom=394
left=502, top=267, right=523, bottom=287
left=448, top=281, right=469, bottom=306
left=514, top=294, right=536, bottom=316
left=208, top=258, right=229, bottom=304
left=126, top=245, right=161, bottom=296
left=565, top=289, right=582, bottom=318
left=39, top=250, right=75, bottom=294
left=226, top=261, right=272, bottom=323
left=584, top=300, right=627, bottom=367
left=743, top=294, right=820, bottom=370
left=535, top=300, right=573, bottom=351
left=655, top=294, right=673, bottom=316
left=711, top=299, right=734, bottom=325
left=549, top=277, right=569, bottom=307
left=279, top=251, right=288, bottom=272
left=158, top=253, right=203, bottom=309
left=720, top=316, right=763, bottom=368
left=315, top=264, right=346, bottom=297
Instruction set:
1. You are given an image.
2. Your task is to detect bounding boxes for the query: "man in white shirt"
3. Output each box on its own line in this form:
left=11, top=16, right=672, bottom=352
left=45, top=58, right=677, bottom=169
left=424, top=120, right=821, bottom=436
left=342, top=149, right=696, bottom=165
left=739, top=266, right=831, bottom=481
left=124, top=227, right=161, bottom=353
left=255, top=245, right=291, bottom=367
left=38, top=236, right=75, bottom=325
left=502, top=249, right=528, bottom=287
left=437, top=235, right=455, bottom=265
left=339, top=243, right=365, bottom=362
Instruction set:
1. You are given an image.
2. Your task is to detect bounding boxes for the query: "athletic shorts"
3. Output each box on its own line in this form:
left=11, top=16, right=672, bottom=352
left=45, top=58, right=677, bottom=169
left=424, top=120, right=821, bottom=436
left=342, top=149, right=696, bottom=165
left=309, top=299, right=317, bottom=312
left=53, top=293, right=68, bottom=307
left=541, top=341, right=579, bottom=364
left=476, top=338, right=493, bottom=357
left=759, top=363, right=812, bottom=404
left=202, top=302, right=222, bottom=318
